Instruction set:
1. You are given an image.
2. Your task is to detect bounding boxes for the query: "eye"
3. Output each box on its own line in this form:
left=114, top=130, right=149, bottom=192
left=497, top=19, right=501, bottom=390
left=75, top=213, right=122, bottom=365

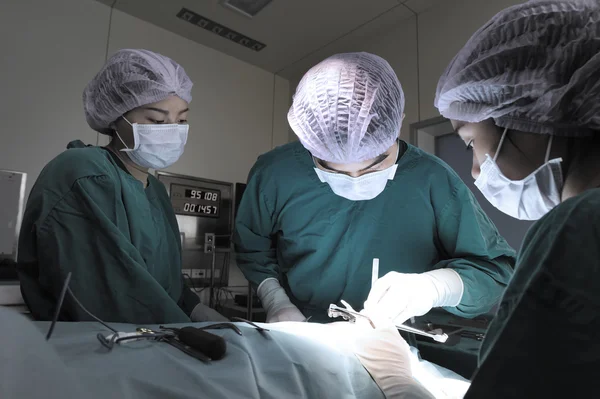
left=148, top=119, right=165, bottom=124
left=179, top=119, right=188, bottom=124
left=466, top=139, right=474, bottom=151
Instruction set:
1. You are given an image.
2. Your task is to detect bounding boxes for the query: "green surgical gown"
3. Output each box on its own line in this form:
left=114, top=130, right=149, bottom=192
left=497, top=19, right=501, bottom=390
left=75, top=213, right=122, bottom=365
left=17, top=141, right=199, bottom=323
left=465, top=188, right=600, bottom=398
left=234, top=141, right=515, bottom=322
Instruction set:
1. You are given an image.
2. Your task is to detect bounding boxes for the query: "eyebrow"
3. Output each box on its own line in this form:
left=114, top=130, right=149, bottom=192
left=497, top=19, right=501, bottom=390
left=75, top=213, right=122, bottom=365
left=319, top=153, right=390, bottom=173
left=143, top=107, right=190, bottom=115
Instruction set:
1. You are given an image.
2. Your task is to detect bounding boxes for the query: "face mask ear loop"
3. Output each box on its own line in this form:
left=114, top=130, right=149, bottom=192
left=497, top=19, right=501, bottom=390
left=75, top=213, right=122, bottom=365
left=493, top=128, right=509, bottom=162
left=122, top=116, right=133, bottom=126
left=545, top=135, right=554, bottom=163
left=114, top=130, right=130, bottom=151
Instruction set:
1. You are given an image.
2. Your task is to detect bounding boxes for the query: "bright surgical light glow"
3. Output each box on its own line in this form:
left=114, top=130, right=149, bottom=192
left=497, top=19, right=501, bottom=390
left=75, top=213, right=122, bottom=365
left=265, top=322, right=471, bottom=398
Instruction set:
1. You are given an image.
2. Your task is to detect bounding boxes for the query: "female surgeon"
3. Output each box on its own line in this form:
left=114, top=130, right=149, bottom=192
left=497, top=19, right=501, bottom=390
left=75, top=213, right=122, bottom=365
left=355, top=1, right=600, bottom=398
left=17, top=49, right=227, bottom=324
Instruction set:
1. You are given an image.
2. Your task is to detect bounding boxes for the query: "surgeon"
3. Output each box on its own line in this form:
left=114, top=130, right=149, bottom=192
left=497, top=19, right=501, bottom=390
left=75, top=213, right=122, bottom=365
left=18, top=49, right=227, bottom=324
left=234, top=52, right=515, bottom=324
left=353, top=1, right=600, bottom=398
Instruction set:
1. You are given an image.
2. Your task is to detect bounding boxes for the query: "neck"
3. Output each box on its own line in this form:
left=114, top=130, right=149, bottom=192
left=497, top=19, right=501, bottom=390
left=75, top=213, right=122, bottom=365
left=106, top=140, right=149, bottom=186
left=561, top=143, right=600, bottom=201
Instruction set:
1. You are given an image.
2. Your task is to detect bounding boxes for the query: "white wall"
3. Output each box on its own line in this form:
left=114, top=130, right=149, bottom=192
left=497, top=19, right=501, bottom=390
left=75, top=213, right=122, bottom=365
left=0, top=0, right=109, bottom=186
left=0, top=0, right=291, bottom=287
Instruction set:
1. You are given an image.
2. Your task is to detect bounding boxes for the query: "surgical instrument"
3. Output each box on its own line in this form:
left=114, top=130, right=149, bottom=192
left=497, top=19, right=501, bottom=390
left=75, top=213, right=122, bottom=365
left=372, top=258, right=379, bottom=287
left=231, top=317, right=270, bottom=333
left=328, top=303, right=449, bottom=343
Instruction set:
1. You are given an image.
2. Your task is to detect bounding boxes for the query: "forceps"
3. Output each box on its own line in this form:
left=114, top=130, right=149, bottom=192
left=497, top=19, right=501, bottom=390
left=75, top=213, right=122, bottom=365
left=328, top=302, right=449, bottom=343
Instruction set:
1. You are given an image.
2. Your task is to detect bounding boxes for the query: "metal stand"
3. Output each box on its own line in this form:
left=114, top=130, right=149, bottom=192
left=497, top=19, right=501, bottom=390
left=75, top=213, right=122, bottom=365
left=246, top=283, right=254, bottom=321
left=204, top=233, right=216, bottom=308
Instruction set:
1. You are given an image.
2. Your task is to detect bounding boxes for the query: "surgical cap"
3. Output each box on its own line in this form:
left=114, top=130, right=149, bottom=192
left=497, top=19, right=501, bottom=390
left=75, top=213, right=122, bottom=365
left=435, top=0, right=600, bottom=137
left=83, top=49, right=193, bottom=135
left=288, top=52, right=405, bottom=163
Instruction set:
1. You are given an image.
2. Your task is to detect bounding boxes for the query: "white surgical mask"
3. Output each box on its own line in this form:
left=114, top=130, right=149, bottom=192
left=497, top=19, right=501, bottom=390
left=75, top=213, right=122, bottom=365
left=115, top=117, right=189, bottom=170
left=314, top=144, right=399, bottom=201
left=474, top=128, right=563, bottom=221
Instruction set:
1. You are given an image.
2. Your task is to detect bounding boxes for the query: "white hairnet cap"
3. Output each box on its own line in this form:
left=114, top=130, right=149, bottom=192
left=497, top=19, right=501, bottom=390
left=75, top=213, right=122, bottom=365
left=288, top=52, right=405, bottom=163
left=435, top=0, right=600, bottom=137
left=83, top=49, right=193, bottom=135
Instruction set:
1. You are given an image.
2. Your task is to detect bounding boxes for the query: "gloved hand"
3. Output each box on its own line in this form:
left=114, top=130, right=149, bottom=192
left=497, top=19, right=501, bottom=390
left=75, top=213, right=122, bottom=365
left=190, top=303, right=230, bottom=322
left=363, top=269, right=464, bottom=325
left=257, top=278, right=306, bottom=323
left=352, top=316, right=436, bottom=399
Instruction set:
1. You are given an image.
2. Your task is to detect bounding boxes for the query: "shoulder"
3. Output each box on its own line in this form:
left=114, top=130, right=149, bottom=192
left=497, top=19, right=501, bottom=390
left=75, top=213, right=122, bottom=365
left=43, top=146, right=115, bottom=181
left=411, top=144, right=463, bottom=180
left=248, top=141, right=314, bottom=184
left=532, top=189, right=600, bottom=235
left=522, top=189, right=600, bottom=260
left=251, top=141, right=305, bottom=173
left=398, top=144, right=469, bottom=197
left=32, top=146, right=120, bottom=198
left=518, top=189, right=600, bottom=296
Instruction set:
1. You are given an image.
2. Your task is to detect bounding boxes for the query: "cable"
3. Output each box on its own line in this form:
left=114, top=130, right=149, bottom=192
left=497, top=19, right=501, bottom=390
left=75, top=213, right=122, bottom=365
left=183, top=273, right=197, bottom=291
left=67, top=286, right=118, bottom=333
left=45, top=272, right=72, bottom=340
left=96, top=0, right=117, bottom=147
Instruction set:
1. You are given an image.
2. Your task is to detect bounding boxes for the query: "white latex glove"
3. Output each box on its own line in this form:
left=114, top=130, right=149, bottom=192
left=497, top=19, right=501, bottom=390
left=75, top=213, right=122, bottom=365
left=363, top=269, right=464, bottom=325
left=352, top=317, right=436, bottom=399
left=190, top=303, right=230, bottom=322
left=257, top=278, right=306, bottom=323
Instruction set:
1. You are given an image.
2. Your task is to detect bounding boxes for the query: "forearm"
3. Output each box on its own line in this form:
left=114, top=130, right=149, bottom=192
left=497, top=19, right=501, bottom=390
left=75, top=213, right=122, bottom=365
left=178, top=277, right=201, bottom=316
left=235, top=253, right=280, bottom=290
left=442, top=257, right=513, bottom=317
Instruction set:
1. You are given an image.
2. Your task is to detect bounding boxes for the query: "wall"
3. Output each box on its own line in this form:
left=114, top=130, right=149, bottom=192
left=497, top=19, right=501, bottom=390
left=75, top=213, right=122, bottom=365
left=0, top=0, right=290, bottom=287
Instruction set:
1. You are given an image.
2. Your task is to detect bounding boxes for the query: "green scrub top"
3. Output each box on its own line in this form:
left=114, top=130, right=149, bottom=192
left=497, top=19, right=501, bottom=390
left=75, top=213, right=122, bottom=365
left=234, top=141, right=515, bottom=322
left=465, top=188, right=600, bottom=398
left=17, top=141, right=199, bottom=323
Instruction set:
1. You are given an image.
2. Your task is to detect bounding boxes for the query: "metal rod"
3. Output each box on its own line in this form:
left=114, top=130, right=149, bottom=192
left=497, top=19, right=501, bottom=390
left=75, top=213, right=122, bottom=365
left=209, top=248, right=216, bottom=308
left=246, top=283, right=253, bottom=321
left=328, top=304, right=448, bottom=343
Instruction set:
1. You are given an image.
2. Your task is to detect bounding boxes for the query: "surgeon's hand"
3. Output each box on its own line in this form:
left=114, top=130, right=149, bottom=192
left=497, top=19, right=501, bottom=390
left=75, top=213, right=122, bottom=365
left=363, top=269, right=464, bottom=325
left=266, top=305, right=306, bottom=323
left=257, top=278, right=306, bottom=323
left=190, top=303, right=230, bottom=322
left=352, top=317, right=435, bottom=399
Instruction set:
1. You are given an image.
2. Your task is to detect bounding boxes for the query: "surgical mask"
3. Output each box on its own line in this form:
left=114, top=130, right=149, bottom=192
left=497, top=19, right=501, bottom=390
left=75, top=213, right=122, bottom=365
left=115, top=117, right=189, bottom=170
left=314, top=144, right=399, bottom=201
left=474, top=128, right=563, bottom=221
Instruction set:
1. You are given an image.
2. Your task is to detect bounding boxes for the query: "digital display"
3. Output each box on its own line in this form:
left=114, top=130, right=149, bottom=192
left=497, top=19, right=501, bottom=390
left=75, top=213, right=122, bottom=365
left=184, top=189, right=219, bottom=202
left=170, top=184, right=221, bottom=218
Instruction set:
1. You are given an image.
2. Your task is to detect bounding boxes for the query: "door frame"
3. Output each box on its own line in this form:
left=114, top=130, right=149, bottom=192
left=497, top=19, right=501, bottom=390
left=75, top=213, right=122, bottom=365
left=409, top=116, right=454, bottom=154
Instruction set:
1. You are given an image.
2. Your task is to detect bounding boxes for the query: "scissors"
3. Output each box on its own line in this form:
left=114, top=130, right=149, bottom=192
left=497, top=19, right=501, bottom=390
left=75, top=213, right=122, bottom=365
left=328, top=301, right=449, bottom=343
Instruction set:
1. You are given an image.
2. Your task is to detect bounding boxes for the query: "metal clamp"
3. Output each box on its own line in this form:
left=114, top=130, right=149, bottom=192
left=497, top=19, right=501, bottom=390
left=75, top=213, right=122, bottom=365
left=327, top=303, right=449, bottom=343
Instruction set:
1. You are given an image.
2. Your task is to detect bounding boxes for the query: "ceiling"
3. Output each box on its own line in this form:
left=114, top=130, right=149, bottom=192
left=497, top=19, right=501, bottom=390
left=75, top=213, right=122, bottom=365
left=96, top=0, right=442, bottom=80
